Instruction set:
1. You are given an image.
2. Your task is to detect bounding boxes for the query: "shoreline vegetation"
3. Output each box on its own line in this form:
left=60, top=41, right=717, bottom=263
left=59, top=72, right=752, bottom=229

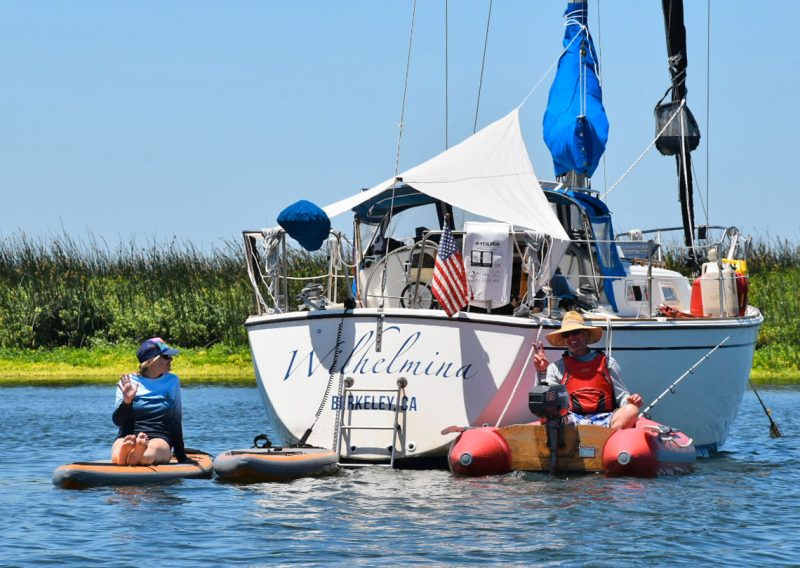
left=0, top=343, right=256, bottom=386
left=0, top=232, right=798, bottom=386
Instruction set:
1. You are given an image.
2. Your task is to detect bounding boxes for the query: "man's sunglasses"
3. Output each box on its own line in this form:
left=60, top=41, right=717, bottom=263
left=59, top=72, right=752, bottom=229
left=561, top=329, right=584, bottom=338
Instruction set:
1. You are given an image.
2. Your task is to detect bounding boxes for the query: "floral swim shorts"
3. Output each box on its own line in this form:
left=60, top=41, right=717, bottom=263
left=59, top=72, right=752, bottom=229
left=567, top=411, right=614, bottom=427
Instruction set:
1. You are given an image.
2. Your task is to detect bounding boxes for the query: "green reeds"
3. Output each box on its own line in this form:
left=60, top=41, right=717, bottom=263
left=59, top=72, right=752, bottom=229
left=0, top=232, right=253, bottom=349
left=747, top=238, right=800, bottom=273
left=0, top=231, right=334, bottom=351
left=749, top=267, right=800, bottom=371
left=748, top=238, right=800, bottom=376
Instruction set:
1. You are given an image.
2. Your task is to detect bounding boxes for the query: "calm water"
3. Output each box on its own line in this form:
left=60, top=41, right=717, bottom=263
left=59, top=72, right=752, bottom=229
left=1, top=384, right=798, bottom=566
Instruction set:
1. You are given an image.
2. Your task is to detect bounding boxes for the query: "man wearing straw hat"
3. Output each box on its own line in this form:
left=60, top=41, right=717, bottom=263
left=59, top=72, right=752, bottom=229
left=533, top=311, right=643, bottom=429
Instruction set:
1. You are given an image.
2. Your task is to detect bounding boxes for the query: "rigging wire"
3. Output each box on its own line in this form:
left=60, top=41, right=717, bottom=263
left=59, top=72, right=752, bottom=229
left=600, top=99, right=686, bottom=200
left=394, top=0, right=417, bottom=178
left=705, top=0, right=711, bottom=228
left=382, top=0, right=417, bottom=304
left=473, top=0, right=493, bottom=133
left=445, top=0, right=449, bottom=148
left=690, top=159, right=710, bottom=226
left=519, top=25, right=584, bottom=109
left=595, top=0, right=609, bottom=199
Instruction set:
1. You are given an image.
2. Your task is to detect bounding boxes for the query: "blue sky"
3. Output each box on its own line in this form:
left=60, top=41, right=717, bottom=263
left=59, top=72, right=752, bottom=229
left=2, top=1, right=797, bottom=251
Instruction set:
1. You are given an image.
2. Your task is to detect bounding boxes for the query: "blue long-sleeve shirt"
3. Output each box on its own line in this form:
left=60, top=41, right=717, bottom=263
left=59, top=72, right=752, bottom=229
left=112, top=372, right=187, bottom=461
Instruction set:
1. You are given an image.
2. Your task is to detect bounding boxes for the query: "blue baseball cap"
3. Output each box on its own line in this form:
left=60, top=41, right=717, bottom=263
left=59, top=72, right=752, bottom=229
left=136, top=337, right=180, bottom=363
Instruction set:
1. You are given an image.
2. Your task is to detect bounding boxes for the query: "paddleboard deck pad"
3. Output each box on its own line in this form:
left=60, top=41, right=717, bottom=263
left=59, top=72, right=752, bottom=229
left=213, top=447, right=339, bottom=482
left=53, top=451, right=214, bottom=489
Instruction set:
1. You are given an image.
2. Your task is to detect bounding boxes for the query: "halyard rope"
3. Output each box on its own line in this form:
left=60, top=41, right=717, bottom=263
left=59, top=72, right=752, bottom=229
left=496, top=324, right=543, bottom=427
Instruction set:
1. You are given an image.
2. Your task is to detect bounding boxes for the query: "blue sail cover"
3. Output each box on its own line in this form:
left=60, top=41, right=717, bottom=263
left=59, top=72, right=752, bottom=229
left=543, top=2, right=609, bottom=178
left=277, top=200, right=331, bottom=251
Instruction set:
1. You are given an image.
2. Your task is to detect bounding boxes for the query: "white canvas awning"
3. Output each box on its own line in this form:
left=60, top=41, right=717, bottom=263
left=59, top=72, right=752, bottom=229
left=323, top=108, right=571, bottom=294
left=323, top=108, right=569, bottom=244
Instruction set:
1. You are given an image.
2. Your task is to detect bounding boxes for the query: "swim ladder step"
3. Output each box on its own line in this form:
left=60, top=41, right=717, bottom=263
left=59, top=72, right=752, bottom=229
left=336, top=376, right=409, bottom=468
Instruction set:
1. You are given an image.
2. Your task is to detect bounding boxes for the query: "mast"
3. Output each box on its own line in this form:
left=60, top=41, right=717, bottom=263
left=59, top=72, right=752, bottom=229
left=656, top=0, right=701, bottom=256
left=543, top=0, right=608, bottom=190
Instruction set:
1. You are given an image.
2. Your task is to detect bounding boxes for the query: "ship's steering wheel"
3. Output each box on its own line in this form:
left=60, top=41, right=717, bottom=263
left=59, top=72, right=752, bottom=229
left=362, top=241, right=438, bottom=309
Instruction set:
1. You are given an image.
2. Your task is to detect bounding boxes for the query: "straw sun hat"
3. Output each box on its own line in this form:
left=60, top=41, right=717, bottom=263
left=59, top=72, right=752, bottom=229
left=546, top=311, right=603, bottom=347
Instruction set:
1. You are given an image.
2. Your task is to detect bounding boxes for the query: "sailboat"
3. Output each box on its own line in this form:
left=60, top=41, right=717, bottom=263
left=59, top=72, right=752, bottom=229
left=242, top=1, right=762, bottom=463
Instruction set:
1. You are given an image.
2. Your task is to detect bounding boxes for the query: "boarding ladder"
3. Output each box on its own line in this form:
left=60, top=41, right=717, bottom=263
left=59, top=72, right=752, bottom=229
left=336, top=377, right=408, bottom=468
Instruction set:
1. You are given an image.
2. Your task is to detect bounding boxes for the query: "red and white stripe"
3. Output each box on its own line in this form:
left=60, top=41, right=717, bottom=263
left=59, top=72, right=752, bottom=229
left=431, top=232, right=472, bottom=316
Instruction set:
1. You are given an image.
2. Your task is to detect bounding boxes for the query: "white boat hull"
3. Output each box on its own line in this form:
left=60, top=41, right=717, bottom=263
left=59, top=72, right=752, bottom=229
left=246, top=308, right=762, bottom=461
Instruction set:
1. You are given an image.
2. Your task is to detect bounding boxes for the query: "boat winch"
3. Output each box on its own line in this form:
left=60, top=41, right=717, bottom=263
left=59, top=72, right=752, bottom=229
left=298, top=283, right=327, bottom=310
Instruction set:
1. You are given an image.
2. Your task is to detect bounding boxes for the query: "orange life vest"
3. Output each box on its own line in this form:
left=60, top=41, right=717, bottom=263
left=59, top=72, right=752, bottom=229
left=561, top=352, right=616, bottom=414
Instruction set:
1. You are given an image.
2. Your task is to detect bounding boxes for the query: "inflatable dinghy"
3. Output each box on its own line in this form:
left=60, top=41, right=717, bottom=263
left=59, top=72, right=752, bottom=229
left=448, top=418, right=695, bottom=478
left=213, top=447, right=339, bottom=482
left=52, top=451, right=214, bottom=489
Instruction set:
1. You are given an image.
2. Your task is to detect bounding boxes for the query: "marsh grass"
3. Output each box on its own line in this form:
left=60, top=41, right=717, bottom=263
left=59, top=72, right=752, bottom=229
left=0, top=232, right=254, bottom=349
left=749, top=268, right=800, bottom=369
left=747, top=239, right=800, bottom=377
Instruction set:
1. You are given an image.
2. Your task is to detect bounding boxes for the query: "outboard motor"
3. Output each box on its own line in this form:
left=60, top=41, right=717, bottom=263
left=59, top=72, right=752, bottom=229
left=528, top=383, right=569, bottom=419
left=528, top=383, right=570, bottom=474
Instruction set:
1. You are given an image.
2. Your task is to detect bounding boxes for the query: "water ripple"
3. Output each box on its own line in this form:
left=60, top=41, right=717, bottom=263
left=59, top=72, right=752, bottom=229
left=1, top=385, right=799, bottom=565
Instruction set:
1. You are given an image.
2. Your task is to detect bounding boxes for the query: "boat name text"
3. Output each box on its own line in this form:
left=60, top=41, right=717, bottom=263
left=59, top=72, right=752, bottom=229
left=282, top=325, right=476, bottom=381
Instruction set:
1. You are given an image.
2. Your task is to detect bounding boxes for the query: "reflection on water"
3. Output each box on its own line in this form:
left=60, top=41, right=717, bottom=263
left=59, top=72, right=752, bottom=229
left=0, top=384, right=798, bottom=565
left=104, top=485, right=190, bottom=506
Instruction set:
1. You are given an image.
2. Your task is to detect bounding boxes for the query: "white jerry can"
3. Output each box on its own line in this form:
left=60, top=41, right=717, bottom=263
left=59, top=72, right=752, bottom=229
left=696, top=261, right=738, bottom=317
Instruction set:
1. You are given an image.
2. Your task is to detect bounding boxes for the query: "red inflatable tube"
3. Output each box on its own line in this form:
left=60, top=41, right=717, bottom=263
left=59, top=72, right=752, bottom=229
left=448, top=427, right=512, bottom=477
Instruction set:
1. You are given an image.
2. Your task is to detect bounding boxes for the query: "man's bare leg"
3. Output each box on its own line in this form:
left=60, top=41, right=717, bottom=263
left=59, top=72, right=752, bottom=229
left=609, top=403, right=640, bottom=429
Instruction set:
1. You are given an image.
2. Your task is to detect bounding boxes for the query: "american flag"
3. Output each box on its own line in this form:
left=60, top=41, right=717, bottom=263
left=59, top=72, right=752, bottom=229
left=431, top=226, right=472, bottom=317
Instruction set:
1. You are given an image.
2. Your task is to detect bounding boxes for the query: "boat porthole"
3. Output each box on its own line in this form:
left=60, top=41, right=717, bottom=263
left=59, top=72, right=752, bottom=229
left=350, top=446, right=357, bottom=453
left=459, top=452, right=473, bottom=467
left=407, top=442, right=416, bottom=453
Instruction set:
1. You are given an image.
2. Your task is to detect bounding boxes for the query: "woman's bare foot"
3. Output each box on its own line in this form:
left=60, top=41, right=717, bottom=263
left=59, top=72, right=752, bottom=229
left=139, top=438, right=173, bottom=466
left=112, top=435, right=136, bottom=464
left=127, top=432, right=149, bottom=465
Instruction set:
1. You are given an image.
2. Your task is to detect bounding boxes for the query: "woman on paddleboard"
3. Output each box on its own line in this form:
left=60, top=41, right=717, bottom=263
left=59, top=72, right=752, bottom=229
left=533, top=311, right=643, bottom=429
left=110, top=338, right=191, bottom=465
